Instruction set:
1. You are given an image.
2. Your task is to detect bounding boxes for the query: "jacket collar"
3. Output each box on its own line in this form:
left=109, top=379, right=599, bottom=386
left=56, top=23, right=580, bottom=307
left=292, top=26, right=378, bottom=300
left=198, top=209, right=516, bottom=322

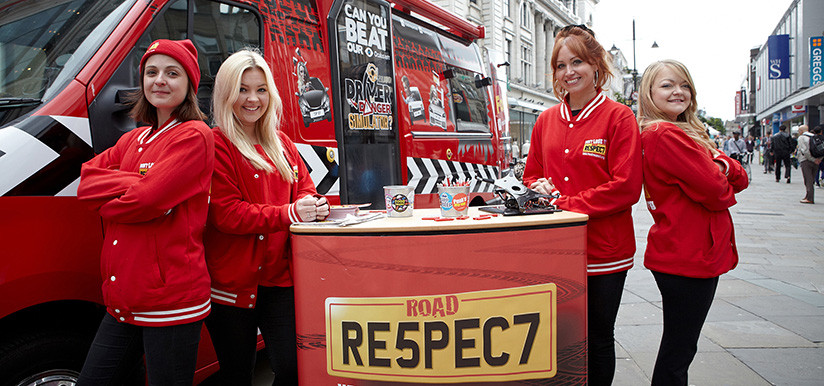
left=137, top=118, right=181, bottom=145
left=560, top=93, right=607, bottom=122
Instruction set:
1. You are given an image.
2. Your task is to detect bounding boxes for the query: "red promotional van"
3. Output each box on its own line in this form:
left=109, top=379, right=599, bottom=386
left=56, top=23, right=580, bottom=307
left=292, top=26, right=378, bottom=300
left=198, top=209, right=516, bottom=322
left=0, top=0, right=508, bottom=383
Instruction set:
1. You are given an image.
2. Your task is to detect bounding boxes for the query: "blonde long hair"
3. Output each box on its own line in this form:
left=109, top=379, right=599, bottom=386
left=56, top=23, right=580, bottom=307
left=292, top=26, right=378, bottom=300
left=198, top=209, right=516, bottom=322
left=638, top=60, right=715, bottom=151
left=212, top=49, right=294, bottom=182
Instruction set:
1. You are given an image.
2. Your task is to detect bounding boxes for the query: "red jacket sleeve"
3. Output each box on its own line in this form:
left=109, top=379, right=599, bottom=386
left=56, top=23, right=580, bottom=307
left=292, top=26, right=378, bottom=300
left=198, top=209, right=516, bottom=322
left=208, top=132, right=307, bottom=235
left=645, top=126, right=744, bottom=211
left=77, top=133, right=142, bottom=210
left=98, top=123, right=215, bottom=223
left=713, top=152, right=749, bottom=193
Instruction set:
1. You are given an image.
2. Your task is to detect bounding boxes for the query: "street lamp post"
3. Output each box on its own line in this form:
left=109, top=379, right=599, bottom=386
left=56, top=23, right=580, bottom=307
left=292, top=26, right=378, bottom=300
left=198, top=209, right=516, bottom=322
left=630, top=19, right=658, bottom=111
left=632, top=19, right=638, bottom=109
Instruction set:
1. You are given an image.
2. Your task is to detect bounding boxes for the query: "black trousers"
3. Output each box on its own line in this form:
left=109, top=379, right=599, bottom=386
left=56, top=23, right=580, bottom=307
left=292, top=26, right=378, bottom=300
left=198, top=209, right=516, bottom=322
left=651, top=271, right=719, bottom=386
left=77, top=313, right=202, bottom=385
left=205, top=286, right=298, bottom=386
left=587, top=270, right=627, bottom=386
left=775, top=154, right=792, bottom=180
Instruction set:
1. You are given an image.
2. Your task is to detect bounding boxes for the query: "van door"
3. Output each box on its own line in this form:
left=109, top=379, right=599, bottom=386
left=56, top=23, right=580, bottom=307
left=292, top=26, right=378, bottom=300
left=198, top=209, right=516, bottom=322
left=327, top=0, right=401, bottom=207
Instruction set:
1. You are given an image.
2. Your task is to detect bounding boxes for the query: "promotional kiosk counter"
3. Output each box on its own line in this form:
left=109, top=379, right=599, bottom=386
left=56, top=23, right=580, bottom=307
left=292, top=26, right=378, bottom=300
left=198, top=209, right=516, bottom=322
left=290, top=207, right=589, bottom=385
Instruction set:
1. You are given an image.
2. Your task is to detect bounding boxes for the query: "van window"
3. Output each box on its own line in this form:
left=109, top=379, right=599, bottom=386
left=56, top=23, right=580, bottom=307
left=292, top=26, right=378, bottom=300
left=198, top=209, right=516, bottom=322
left=87, top=0, right=261, bottom=152
left=448, top=66, right=489, bottom=132
left=0, top=0, right=133, bottom=124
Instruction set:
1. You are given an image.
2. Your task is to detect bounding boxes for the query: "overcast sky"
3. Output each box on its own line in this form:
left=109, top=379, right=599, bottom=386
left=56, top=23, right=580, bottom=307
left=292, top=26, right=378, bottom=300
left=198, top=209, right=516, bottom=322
left=592, top=0, right=794, bottom=121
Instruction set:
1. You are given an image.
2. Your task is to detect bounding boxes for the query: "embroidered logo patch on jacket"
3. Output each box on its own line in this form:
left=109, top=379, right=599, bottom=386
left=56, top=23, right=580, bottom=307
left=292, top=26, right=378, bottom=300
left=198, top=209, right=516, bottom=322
left=139, top=162, right=154, bottom=175
left=582, top=139, right=607, bottom=159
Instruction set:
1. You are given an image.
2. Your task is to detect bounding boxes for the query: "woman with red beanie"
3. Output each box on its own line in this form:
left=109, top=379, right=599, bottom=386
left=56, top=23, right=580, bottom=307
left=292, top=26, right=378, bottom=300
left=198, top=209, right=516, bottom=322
left=522, top=25, right=642, bottom=385
left=639, top=59, right=748, bottom=385
left=203, top=49, right=328, bottom=385
left=76, top=39, right=214, bottom=385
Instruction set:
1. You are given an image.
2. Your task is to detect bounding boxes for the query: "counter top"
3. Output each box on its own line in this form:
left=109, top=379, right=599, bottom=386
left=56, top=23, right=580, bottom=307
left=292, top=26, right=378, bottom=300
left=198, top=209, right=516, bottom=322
left=290, top=207, right=588, bottom=234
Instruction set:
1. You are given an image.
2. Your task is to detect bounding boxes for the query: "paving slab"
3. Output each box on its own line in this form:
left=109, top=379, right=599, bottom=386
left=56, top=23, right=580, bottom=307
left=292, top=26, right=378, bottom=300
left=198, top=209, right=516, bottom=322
left=728, top=348, right=824, bottom=386
left=715, top=278, right=779, bottom=297
left=702, top=320, right=817, bottom=348
left=767, top=315, right=824, bottom=343
left=615, top=302, right=661, bottom=326
left=612, top=357, right=650, bottom=386
left=724, top=294, right=824, bottom=317
left=687, top=351, right=771, bottom=386
left=704, top=299, right=761, bottom=322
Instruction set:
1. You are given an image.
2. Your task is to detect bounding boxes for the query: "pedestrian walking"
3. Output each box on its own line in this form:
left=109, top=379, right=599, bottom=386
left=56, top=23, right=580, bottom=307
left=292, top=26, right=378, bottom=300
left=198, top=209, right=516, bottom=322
left=746, top=135, right=755, bottom=165
left=772, top=125, right=792, bottom=183
left=796, top=125, right=822, bottom=203
left=763, top=135, right=775, bottom=173
left=76, top=39, right=214, bottom=385
left=815, top=126, right=824, bottom=187
left=723, top=131, right=746, bottom=163
left=638, top=59, right=749, bottom=386
left=204, top=49, right=329, bottom=385
left=522, top=24, right=642, bottom=386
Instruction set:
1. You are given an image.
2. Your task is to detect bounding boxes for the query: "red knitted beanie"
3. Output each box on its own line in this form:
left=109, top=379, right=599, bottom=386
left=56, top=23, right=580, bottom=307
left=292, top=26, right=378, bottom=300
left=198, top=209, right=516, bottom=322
left=140, top=39, right=201, bottom=92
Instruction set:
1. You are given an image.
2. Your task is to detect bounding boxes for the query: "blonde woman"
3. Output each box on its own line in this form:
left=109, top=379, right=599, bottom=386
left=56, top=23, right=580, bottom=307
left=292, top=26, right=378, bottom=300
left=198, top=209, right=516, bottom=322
left=204, top=49, right=328, bottom=385
left=638, top=60, right=748, bottom=385
left=522, top=25, right=642, bottom=385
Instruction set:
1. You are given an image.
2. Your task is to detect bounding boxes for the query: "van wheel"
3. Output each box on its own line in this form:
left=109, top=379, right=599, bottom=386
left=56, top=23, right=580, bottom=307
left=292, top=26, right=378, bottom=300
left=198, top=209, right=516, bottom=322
left=0, top=329, right=89, bottom=386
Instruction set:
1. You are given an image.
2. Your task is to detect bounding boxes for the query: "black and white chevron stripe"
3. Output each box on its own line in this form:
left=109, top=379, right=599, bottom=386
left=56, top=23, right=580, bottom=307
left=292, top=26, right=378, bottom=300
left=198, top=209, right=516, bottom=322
left=295, top=143, right=340, bottom=196
left=0, top=115, right=94, bottom=197
left=406, top=157, right=498, bottom=194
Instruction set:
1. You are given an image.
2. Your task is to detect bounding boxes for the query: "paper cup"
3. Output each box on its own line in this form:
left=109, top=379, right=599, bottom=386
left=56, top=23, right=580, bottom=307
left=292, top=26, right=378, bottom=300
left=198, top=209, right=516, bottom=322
left=438, top=185, right=470, bottom=217
left=384, top=185, right=414, bottom=217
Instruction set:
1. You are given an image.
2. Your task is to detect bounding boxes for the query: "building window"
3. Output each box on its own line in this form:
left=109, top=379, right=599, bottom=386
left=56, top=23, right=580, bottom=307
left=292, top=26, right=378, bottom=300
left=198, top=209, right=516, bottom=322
left=521, top=2, right=530, bottom=29
left=505, top=0, right=510, bottom=18
left=505, top=38, right=512, bottom=79
left=521, top=45, right=532, bottom=84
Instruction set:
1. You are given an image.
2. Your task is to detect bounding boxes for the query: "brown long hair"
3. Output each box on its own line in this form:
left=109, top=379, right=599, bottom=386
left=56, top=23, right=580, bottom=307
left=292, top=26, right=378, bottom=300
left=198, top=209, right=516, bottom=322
left=550, top=25, right=613, bottom=101
left=638, top=60, right=715, bottom=151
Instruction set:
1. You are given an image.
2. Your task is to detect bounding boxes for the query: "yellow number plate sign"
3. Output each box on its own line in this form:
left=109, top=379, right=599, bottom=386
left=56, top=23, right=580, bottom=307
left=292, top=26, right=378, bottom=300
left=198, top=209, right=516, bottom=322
left=325, top=283, right=557, bottom=383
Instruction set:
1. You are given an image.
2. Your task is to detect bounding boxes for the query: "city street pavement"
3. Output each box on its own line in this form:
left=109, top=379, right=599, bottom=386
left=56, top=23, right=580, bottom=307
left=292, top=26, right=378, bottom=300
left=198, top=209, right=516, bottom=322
left=614, top=157, right=824, bottom=386
left=251, top=156, right=824, bottom=385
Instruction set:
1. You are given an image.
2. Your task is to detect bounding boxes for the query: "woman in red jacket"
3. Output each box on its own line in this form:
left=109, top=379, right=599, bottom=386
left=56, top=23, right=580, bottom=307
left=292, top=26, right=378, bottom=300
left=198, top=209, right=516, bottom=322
left=204, top=49, right=328, bottom=385
left=638, top=59, right=748, bottom=385
left=76, top=39, right=214, bottom=384
left=522, top=25, right=642, bottom=385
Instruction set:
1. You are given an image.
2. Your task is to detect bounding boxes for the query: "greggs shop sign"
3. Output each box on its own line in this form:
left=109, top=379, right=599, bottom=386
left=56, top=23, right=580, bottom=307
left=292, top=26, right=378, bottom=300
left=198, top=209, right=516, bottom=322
left=324, top=284, right=557, bottom=383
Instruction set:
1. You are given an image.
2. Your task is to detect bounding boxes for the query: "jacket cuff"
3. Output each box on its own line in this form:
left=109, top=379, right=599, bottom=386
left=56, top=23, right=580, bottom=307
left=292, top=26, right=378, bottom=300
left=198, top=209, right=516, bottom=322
left=288, top=202, right=303, bottom=223
left=550, top=189, right=561, bottom=205
left=713, top=154, right=731, bottom=176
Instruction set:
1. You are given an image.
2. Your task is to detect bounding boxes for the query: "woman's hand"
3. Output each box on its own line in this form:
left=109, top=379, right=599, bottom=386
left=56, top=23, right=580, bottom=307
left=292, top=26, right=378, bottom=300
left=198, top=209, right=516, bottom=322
left=295, top=195, right=331, bottom=222
left=314, top=195, right=330, bottom=221
left=295, top=195, right=321, bottom=222
left=529, top=177, right=555, bottom=195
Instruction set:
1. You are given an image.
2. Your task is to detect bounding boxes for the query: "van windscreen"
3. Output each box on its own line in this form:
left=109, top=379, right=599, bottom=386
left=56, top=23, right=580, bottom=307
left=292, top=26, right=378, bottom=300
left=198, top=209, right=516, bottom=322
left=0, top=0, right=133, bottom=104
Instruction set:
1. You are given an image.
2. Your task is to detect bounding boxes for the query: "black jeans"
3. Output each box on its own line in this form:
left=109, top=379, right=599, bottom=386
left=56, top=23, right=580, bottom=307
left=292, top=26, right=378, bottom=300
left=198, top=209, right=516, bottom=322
left=205, top=286, right=298, bottom=386
left=651, top=271, right=719, bottom=386
left=77, top=313, right=203, bottom=385
left=587, top=270, right=627, bottom=386
left=775, top=154, right=792, bottom=180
